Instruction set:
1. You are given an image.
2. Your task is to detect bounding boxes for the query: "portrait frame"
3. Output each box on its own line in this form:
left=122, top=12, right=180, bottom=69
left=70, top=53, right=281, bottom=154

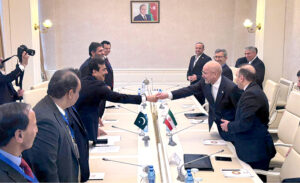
left=131, top=1, right=160, bottom=23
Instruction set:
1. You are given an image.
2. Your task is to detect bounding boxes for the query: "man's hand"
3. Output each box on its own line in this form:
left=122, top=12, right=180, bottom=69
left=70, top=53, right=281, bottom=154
left=155, top=92, right=169, bottom=100
left=189, top=74, right=197, bottom=82
left=98, top=117, right=104, bottom=127
left=21, top=51, right=29, bottom=67
left=98, top=128, right=107, bottom=136
left=146, top=95, right=158, bottom=102
left=107, top=86, right=111, bottom=90
left=17, top=89, right=24, bottom=97
left=220, top=119, right=230, bottom=132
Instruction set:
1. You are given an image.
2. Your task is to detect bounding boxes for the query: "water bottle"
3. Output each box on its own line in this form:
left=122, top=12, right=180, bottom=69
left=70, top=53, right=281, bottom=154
left=148, top=165, right=155, bottom=183
left=185, top=172, right=194, bottom=183
left=141, top=83, right=145, bottom=94
left=138, top=88, right=141, bottom=95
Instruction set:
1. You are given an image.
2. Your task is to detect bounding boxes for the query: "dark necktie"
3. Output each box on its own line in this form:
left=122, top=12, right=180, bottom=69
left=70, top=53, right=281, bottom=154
left=106, top=58, right=114, bottom=88
left=20, top=158, right=34, bottom=178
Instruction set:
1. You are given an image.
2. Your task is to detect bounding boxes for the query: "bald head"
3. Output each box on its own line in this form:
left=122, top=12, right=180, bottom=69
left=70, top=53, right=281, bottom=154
left=204, top=61, right=222, bottom=75
left=202, top=61, right=222, bottom=84
left=238, top=64, right=256, bottom=82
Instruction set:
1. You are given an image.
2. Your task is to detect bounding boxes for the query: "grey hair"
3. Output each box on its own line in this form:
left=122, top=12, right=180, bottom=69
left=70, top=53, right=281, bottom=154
left=215, top=49, right=227, bottom=57
left=245, top=46, right=258, bottom=54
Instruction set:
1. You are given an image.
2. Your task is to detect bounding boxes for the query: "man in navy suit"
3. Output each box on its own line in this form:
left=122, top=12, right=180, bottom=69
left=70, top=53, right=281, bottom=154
left=75, top=57, right=157, bottom=145
left=235, top=46, right=265, bottom=88
left=157, top=61, right=242, bottom=142
left=214, top=49, right=233, bottom=81
left=187, top=42, right=212, bottom=105
left=134, top=4, right=152, bottom=21
left=0, top=52, right=29, bottom=105
left=80, top=42, right=105, bottom=78
left=221, top=64, right=276, bottom=182
left=0, top=103, right=38, bottom=182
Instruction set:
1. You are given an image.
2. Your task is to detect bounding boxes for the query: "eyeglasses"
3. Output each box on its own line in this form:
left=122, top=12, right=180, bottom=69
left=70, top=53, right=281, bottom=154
left=214, top=56, right=224, bottom=59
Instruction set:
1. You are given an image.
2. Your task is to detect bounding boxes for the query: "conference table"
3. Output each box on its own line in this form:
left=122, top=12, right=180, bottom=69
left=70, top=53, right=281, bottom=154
left=88, top=84, right=263, bottom=183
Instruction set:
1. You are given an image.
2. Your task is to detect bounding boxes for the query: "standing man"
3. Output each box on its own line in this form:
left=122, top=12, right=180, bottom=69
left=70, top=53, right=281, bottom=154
left=23, top=69, right=82, bottom=182
left=0, top=52, right=29, bottom=105
left=101, top=40, right=114, bottom=90
left=187, top=42, right=212, bottom=105
left=221, top=64, right=276, bottom=182
left=156, top=61, right=242, bottom=142
left=0, top=102, right=39, bottom=182
left=297, top=70, right=300, bottom=90
left=214, top=49, right=233, bottom=80
left=80, top=42, right=105, bottom=77
left=134, top=4, right=151, bottom=21
left=75, top=57, right=157, bottom=145
left=235, top=46, right=265, bottom=88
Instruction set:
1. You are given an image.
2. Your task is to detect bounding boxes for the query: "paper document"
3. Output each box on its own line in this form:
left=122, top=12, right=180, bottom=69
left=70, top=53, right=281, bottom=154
left=89, top=172, right=105, bottom=180
left=182, top=104, right=194, bottom=109
left=203, top=139, right=227, bottom=146
left=103, top=119, right=118, bottom=124
left=222, top=169, right=253, bottom=178
left=90, top=146, right=120, bottom=154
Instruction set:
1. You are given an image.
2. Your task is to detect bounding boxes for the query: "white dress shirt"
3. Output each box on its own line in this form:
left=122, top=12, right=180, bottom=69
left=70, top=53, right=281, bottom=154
left=212, top=76, right=222, bottom=101
left=0, top=149, right=22, bottom=169
left=193, top=54, right=202, bottom=68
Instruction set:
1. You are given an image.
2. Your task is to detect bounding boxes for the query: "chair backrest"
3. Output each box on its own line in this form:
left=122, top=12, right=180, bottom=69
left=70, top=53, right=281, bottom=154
left=263, top=80, right=280, bottom=114
left=277, top=91, right=300, bottom=156
left=277, top=78, right=294, bottom=107
left=280, top=126, right=300, bottom=181
left=23, top=88, right=47, bottom=107
left=30, top=81, right=49, bottom=90
left=229, top=66, right=238, bottom=84
left=293, top=83, right=299, bottom=92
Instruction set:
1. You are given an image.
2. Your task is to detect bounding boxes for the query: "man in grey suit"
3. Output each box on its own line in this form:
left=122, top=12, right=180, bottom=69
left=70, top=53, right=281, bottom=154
left=0, top=103, right=38, bottom=182
left=134, top=4, right=151, bottom=21
left=23, top=69, right=82, bottom=182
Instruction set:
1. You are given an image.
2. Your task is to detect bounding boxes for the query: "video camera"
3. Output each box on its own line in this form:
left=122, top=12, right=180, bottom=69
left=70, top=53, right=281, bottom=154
left=17, top=45, right=35, bottom=63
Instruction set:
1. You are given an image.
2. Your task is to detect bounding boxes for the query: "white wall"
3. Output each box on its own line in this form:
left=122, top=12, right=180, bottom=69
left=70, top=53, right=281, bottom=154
left=39, top=0, right=256, bottom=71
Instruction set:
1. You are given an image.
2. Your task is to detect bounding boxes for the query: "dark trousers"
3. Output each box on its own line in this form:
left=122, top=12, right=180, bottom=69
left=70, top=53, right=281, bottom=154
left=248, top=158, right=270, bottom=182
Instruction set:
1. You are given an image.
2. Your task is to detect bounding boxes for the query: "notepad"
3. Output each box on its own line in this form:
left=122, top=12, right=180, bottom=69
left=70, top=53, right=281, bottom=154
left=184, top=154, right=214, bottom=171
left=98, top=135, right=121, bottom=143
left=222, top=169, right=253, bottom=178
left=90, top=146, right=120, bottom=153
left=89, top=172, right=105, bottom=180
left=203, top=139, right=227, bottom=146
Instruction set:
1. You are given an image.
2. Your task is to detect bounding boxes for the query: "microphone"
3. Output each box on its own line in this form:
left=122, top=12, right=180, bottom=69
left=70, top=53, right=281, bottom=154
left=167, top=120, right=204, bottom=146
left=1, top=55, right=17, bottom=64
left=102, top=158, right=152, bottom=176
left=117, top=105, right=139, bottom=114
left=177, top=149, right=225, bottom=182
left=174, top=108, right=195, bottom=115
left=143, top=78, right=150, bottom=85
left=111, top=125, right=150, bottom=147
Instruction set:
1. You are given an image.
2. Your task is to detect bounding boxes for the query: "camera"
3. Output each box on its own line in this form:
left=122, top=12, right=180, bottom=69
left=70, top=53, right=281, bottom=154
left=17, top=45, right=35, bottom=63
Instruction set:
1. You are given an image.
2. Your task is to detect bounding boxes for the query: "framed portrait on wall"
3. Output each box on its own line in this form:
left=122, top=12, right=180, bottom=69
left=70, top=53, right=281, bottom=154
left=131, top=1, right=160, bottom=23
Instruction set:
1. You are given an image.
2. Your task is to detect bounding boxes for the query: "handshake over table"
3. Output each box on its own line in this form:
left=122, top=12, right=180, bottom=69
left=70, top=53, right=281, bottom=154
left=145, top=92, right=170, bottom=102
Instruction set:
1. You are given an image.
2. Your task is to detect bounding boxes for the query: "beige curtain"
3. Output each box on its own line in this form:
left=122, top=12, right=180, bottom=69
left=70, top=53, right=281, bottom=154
left=0, top=18, right=4, bottom=59
left=39, top=32, right=47, bottom=81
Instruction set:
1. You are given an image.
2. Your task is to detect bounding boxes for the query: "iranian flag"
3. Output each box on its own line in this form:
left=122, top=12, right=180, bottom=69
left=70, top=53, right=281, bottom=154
left=164, top=109, right=177, bottom=131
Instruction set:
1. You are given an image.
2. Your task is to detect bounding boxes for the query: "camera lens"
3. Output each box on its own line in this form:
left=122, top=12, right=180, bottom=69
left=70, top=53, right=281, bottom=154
left=26, top=49, right=35, bottom=56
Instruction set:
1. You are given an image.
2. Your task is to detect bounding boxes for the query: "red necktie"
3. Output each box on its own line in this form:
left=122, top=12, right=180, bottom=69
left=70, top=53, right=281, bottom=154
left=20, top=158, right=34, bottom=178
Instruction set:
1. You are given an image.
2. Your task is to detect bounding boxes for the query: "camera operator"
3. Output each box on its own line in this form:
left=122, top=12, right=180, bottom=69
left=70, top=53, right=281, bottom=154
left=0, top=51, right=29, bottom=105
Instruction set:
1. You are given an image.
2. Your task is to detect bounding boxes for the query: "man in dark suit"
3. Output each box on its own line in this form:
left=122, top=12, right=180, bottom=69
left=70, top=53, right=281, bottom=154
left=221, top=64, right=276, bottom=182
left=214, top=49, right=233, bottom=81
left=0, top=52, right=29, bottom=105
left=80, top=42, right=105, bottom=77
left=156, top=61, right=242, bottom=142
left=75, top=57, right=157, bottom=145
left=23, top=69, right=82, bottom=182
left=187, top=42, right=212, bottom=105
left=134, top=4, right=152, bottom=21
left=66, top=106, right=90, bottom=182
left=0, top=102, right=39, bottom=182
left=235, top=46, right=265, bottom=88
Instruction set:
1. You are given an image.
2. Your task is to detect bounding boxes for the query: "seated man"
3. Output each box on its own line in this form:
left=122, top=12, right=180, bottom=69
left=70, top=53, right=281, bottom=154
left=75, top=57, right=157, bottom=145
left=0, top=102, right=38, bottom=182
